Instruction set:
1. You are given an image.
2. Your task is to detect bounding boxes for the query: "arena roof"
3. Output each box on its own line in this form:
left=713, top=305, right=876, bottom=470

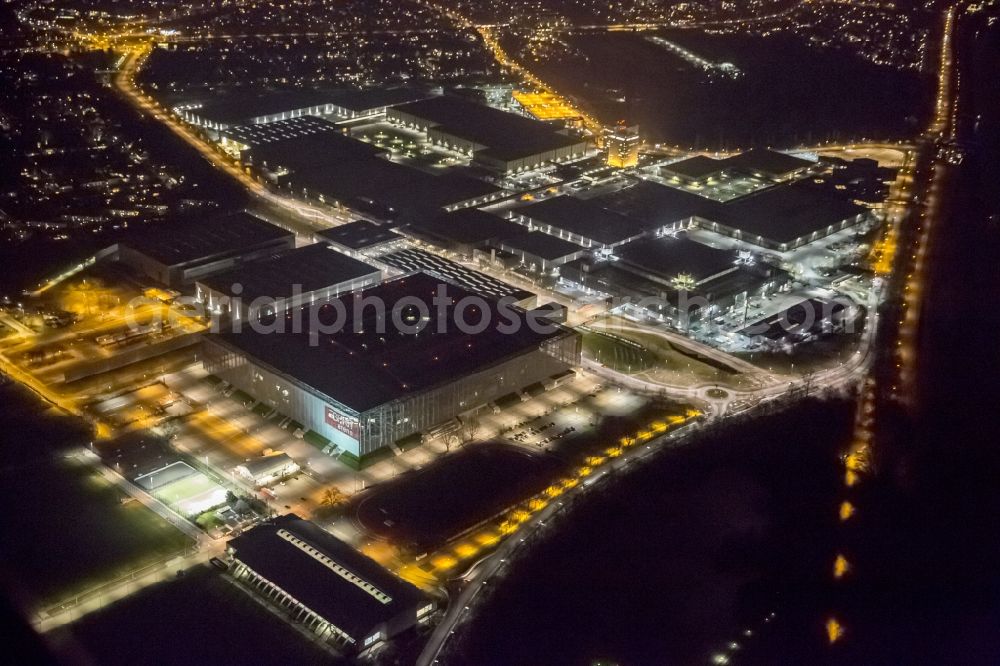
left=229, top=515, right=426, bottom=642
left=391, top=95, right=584, bottom=162
left=213, top=273, right=568, bottom=412
left=198, top=244, right=380, bottom=302
left=122, top=212, right=292, bottom=268
left=515, top=196, right=645, bottom=246
left=316, top=220, right=403, bottom=250
left=711, top=181, right=867, bottom=245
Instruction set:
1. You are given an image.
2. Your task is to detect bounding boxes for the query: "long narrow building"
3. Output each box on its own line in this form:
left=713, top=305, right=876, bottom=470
left=228, top=515, right=433, bottom=653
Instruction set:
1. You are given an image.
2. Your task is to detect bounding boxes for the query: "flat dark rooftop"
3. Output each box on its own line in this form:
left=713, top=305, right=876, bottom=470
left=713, top=181, right=867, bottom=244
left=198, top=244, right=380, bottom=301
left=392, top=95, right=584, bottom=162
left=597, top=180, right=721, bottom=229
left=288, top=153, right=502, bottom=222
left=214, top=272, right=563, bottom=412
left=220, top=115, right=341, bottom=148
left=122, top=212, right=292, bottom=267
left=188, top=90, right=339, bottom=125
left=378, top=248, right=534, bottom=302
left=327, top=87, right=433, bottom=112
left=500, top=231, right=585, bottom=261
left=229, top=515, right=425, bottom=641
left=616, top=236, right=736, bottom=283
left=661, top=155, right=727, bottom=180
left=723, top=148, right=814, bottom=177
left=317, top=220, right=403, bottom=250
left=516, top=196, right=645, bottom=246
left=247, top=131, right=387, bottom=172
left=408, top=209, right=526, bottom=248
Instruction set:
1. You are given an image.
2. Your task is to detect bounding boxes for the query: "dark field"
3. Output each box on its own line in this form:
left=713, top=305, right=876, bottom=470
left=54, top=566, right=339, bottom=665
left=0, top=386, right=192, bottom=610
left=531, top=30, right=930, bottom=148
left=448, top=399, right=854, bottom=665
left=355, top=441, right=567, bottom=552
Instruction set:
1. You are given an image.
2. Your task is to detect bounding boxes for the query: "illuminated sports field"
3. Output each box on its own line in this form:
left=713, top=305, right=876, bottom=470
left=152, top=472, right=227, bottom=517
left=138, top=461, right=227, bottom=517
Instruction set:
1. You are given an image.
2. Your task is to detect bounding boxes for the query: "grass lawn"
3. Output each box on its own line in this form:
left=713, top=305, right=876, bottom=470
left=0, top=457, right=193, bottom=608
left=588, top=317, right=760, bottom=390
left=61, top=567, right=338, bottom=665
left=582, top=330, right=658, bottom=374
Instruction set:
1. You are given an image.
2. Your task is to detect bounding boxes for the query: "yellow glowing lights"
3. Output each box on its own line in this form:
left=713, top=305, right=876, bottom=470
left=512, top=90, right=580, bottom=122
left=826, top=618, right=845, bottom=644
left=839, top=501, right=855, bottom=521
left=833, top=554, right=851, bottom=579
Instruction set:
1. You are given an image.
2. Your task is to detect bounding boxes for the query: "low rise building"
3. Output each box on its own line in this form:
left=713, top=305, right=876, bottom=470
left=315, top=220, right=407, bottom=259
left=110, top=212, right=295, bottom=287
left=387, top=95, right=589, bottom=174
left=227, top=515, right=433, bottom=652
left=506, top=195, right=646, bottom=250
left=496, top=231, right=588, bottom=273
left=195, top=243, right=382, bottom=322
left=235, top=452, right=300, bottom=487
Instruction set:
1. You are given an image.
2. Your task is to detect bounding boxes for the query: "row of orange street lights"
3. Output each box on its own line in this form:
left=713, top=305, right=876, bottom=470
left=827, top=4, right=961, bottom=647
left=396, top=409, right=701, bottom=589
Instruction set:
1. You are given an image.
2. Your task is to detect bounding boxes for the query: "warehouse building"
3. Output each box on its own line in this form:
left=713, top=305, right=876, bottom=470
left=597, top=180, right=720, bottom=233
left=228, top=515, right=433, bottom=652
left=659, top=155, right=730, bottom=186
left=175, top=90, right=343, bottom=132
left=218, top=115, right=343, bottom=158
left=242, top=129, right=389, bottom=182
left=598, top=178, right=872, bottom=252
left=614, top=236, right=741, bottom=289
left=402, top=209, right=525, bottom=257
left=387, top=95, right=589, bottom=174
left=496, top=231, right=588, bottom=272
left=110, top=212, right=295, bottom=287
left=251, top=132, right=505, bottom=222
left=176, top=88, right=432, bottom=132
left=202, top=273, right=580, bottom=458
left=722, top=148, right=816, bottom=182
left=563, top=236, right=787, bottom=325
left=315, top=220, right=407, bottom=259
left=696, top=181, right=872, bottom=252
left=659, top=149, right=816, bottom=186
left=505, top=196, right=645, bottom=250
left=195, top=243, right=382, bottom=322
left=235, top=452, right=300, bottom=487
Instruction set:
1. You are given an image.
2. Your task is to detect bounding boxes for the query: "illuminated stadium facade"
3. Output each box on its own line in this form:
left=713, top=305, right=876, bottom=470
left=202, top=273, right=581, bottom=460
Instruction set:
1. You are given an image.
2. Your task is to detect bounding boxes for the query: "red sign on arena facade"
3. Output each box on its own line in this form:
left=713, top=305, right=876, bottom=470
left=325, top=406, right=361, bottom=441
